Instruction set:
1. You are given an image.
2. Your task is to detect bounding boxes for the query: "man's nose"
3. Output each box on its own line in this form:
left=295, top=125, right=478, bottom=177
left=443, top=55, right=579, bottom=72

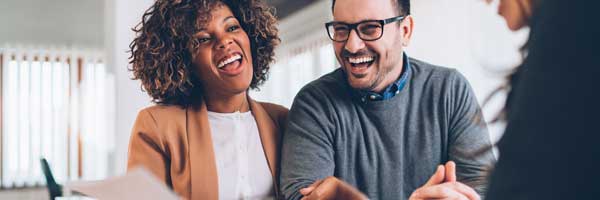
left=343, top=30, right=366, bottom=53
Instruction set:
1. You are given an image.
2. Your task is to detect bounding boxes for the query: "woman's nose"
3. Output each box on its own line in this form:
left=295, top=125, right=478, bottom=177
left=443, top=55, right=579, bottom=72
left=217, top=37, right=234, bottom=49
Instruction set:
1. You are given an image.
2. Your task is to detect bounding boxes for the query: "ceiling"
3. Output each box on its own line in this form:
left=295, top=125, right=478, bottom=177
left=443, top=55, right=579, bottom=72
left=265, top=0, right=319, bottom=19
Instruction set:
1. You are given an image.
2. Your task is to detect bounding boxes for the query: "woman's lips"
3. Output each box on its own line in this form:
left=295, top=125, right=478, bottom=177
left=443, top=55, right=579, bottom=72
left=218, top=58, right=244, bottom=76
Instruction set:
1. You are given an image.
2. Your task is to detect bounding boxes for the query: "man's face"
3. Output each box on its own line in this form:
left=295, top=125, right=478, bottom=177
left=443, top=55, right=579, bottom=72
left=332, top=0, right=412, bottom=92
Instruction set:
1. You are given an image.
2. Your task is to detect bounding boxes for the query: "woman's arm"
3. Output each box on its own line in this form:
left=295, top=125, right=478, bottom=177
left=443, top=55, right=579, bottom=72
left=127, top=109, right=171, bottom=186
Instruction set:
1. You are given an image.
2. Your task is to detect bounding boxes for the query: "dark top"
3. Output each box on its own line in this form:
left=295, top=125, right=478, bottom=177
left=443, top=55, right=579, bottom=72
left=485, top=0, right=600, bottom=199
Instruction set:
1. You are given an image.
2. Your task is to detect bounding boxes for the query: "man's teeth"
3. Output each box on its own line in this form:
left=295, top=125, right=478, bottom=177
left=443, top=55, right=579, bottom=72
left=217, top=54, right=242, bottom=69
left=348, top=56, right=374, bottom=64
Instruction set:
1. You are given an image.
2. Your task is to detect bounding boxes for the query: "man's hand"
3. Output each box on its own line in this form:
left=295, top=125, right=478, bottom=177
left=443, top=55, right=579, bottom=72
left=299, top=176, right=368, bottom=200
left=409, top=161, right=480, bottom=200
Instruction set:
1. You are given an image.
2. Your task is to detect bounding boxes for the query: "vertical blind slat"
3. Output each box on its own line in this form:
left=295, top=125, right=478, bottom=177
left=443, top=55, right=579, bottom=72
left=1, top=47, right=110, bottom=188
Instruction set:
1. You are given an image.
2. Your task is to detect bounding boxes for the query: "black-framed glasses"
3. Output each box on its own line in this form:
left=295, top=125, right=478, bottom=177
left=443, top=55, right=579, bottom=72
left=325, top=15, right=406, bottom=42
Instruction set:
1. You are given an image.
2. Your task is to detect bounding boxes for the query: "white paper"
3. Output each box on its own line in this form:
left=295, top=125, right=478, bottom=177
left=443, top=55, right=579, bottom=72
left=66, top=167, right=180, bottom=200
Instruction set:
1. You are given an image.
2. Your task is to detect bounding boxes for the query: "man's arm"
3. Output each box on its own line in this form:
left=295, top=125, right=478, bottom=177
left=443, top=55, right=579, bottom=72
left=280, top=85, right=337, bottom=200
left=447, top=70, right=497, bottom=195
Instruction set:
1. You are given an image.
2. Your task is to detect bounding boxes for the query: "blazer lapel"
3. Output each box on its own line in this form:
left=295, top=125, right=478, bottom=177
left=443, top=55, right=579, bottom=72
left=187, top=102, right=218, bottom=200
left=249, top=99, right=281, bottom=197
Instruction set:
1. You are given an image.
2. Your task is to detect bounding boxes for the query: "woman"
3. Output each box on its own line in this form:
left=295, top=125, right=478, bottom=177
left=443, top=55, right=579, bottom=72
left=127, top=0, right=287, bottom=199
left=485, top=0, right=600, bottom=199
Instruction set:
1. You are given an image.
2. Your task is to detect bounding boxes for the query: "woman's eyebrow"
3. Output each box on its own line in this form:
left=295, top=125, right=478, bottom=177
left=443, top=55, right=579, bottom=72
left=223, top=16, right=236, bottom=23
left=193, top=15, right=237, bottom=33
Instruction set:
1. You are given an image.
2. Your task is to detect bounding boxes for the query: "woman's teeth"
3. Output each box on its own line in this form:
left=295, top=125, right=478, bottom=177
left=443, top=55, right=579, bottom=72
left=217, top=54, right=242, bottom=69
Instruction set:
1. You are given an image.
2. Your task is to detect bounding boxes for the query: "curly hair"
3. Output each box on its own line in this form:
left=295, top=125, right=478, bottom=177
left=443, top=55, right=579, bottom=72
left=129, top=0, right=279, bottom=107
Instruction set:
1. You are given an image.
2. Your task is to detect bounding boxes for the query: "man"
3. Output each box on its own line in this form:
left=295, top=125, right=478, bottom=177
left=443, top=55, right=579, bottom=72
left=279, top=0, right=496, bottom=199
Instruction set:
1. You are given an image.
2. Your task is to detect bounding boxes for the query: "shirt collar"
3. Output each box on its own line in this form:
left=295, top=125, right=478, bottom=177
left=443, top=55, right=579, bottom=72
left=354, top=52, right=411, bottom=102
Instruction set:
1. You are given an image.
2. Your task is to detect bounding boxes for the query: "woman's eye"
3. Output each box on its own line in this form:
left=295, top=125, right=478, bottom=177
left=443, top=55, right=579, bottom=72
left=198, top=37, right=211, bottom=44
left=227, top=25, right=241, bottom=32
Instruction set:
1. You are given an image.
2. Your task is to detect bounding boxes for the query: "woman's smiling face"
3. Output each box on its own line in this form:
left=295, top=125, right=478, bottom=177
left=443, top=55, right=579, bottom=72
left=191, top=3, right=253, bottom=97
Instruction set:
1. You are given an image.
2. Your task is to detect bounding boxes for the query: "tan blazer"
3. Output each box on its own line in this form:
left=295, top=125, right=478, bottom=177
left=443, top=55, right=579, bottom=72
left=127, top=98, right=288, bottom=200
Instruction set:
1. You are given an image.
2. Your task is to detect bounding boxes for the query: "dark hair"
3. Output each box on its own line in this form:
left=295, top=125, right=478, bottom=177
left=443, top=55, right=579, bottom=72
left=331, top=0, right=410, bottom=16
left=129, top=0, right=279, bottom=107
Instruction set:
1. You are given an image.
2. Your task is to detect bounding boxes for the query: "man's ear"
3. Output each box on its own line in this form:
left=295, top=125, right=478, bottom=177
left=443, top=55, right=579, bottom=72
left=401, top=15, right=414, bottom=47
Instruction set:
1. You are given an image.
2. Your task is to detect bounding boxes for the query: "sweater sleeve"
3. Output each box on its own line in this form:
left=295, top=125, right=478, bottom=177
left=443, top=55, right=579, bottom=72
left=447, top=70, right=496, bottom=196
left=279, top=84, right=337, bottom=200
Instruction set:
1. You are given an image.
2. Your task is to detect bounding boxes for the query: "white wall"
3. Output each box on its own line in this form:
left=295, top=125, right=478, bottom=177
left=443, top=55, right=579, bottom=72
left=409, top=0, right=527, bottom=100
left=104, top=0, right=154, bottom=177
left=0, top=0, right=104, bottom=48
left=408, top=0, right=528, bottom=143
left=251, top=0, right=335, bottom=107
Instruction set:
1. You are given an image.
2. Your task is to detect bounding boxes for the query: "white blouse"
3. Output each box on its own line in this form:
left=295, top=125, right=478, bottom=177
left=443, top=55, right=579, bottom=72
left=207, top=111, right=274, bottom=200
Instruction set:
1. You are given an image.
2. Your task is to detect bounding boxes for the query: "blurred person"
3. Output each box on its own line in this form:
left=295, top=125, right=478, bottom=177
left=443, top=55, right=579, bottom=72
left=279, top=0, right=496, bottom=199
left=482, top=0, right=600, bottom=199
left=126, top=0, right=287, bottom=199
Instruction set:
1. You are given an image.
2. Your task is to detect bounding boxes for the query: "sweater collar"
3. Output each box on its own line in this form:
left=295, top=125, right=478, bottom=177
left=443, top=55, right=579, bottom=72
left=351, top=52, right=411, bottom=103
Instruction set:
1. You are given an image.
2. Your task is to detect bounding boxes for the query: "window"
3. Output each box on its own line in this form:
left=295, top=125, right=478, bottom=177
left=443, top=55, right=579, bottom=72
left=249, top=0, right=337, bottom=108
left=250, top=41, right=337, bottom=108
left=1, top=46, right=114, bottom=188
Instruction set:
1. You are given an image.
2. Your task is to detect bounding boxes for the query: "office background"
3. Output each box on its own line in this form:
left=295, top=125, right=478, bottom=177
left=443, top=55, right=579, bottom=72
left=0, top=0, right=526, bottom=199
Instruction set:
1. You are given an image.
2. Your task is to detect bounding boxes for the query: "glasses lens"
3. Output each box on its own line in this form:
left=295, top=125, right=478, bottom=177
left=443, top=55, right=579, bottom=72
left=328, top=23, right=350, bottom=41
left=357, top=21, right=383, bottom=40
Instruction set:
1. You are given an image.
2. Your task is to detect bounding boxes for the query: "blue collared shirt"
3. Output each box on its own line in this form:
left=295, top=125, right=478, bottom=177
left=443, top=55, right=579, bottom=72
left=356, top=53, right=411, bottom=102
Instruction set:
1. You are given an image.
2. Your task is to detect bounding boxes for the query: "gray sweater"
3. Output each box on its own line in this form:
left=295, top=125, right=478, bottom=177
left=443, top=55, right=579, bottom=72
left=280, top=58, right=496, bottom=200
